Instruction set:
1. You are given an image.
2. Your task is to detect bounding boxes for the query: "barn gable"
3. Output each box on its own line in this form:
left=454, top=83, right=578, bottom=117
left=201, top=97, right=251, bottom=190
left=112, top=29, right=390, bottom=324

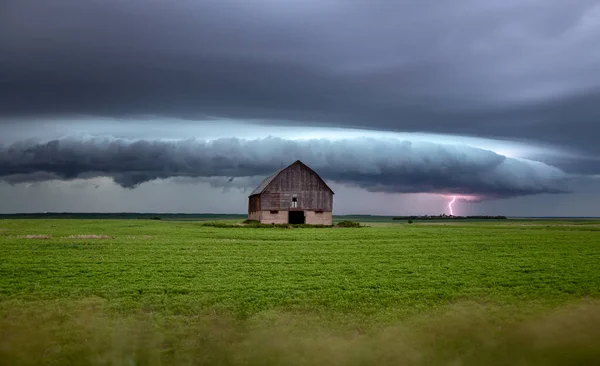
left=249, top=161, right=334, bottom=197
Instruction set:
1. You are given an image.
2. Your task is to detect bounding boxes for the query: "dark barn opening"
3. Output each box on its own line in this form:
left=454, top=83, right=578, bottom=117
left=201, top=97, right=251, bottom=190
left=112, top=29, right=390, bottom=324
left=288, top=211, right=305, bottom=224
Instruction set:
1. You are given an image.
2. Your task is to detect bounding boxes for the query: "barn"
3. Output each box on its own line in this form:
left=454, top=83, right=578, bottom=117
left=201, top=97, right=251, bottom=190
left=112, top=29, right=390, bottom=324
left=248, top=160, right=334, bottom=225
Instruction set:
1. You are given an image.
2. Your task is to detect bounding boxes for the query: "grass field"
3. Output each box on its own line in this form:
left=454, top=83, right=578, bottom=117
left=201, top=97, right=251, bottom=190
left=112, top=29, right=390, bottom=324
left=1, top=218, right=600, bottom=365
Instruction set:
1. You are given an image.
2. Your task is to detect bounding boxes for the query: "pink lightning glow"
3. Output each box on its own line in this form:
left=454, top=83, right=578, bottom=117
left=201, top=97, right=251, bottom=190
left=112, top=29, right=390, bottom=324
left=448, top=195, right=457, bottom=216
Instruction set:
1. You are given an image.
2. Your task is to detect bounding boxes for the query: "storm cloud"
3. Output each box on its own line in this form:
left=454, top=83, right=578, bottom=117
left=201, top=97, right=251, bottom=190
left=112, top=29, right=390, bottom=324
left=1, top=0, right=600, bottom=173
left=1, top=0, right=599, bottom=215
left=0, top=137, right=568, bottom=199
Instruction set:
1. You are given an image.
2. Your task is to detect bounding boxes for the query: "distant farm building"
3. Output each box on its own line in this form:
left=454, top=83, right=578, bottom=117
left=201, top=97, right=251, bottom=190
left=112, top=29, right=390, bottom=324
left=248, top=161, right=334, bottom=225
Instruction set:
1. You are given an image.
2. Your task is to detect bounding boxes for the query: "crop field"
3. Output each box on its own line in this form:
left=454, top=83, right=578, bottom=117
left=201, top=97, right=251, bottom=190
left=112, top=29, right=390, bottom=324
left=1, top=219, right=600, bottom=365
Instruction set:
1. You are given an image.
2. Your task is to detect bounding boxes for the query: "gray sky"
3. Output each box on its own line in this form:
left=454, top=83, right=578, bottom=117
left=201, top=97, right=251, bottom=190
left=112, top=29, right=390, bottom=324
left=1, top=0, right=599, bottom=215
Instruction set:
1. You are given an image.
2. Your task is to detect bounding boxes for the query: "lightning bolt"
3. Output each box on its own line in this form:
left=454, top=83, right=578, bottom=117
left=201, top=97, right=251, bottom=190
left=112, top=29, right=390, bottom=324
left=448, top=195, right=457, bottom=216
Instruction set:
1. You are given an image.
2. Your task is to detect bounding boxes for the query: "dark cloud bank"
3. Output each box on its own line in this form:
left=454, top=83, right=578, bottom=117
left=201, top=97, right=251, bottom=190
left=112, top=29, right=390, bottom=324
left=0, top=137, right=568, bottom=199
left=2, top=0, right=600, bottom=174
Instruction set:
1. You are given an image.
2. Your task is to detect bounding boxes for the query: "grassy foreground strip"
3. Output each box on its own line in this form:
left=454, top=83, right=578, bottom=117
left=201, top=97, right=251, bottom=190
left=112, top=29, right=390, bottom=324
left=1, top=219, right=599, bottom=365
left=2, top=298, right=599, bottom=365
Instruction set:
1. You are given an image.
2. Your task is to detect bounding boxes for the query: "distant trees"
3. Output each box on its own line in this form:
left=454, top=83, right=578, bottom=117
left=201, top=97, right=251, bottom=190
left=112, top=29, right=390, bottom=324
left=393, top=215, right=507, bottom=221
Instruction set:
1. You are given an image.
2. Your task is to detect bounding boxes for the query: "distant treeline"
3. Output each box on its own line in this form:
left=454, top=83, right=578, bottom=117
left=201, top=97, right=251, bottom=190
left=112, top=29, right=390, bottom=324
left=393, top=215, right=508, bottom=220
left=0, top=212, right=247, bottom=221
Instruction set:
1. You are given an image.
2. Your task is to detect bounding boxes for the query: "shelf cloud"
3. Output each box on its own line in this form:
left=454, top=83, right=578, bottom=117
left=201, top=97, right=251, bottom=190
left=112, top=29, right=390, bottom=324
left=2, top=0, right=600, bottom=168
left=0, top=137, right=568, bottom=199
left=1, top=0, right=598, bottom=214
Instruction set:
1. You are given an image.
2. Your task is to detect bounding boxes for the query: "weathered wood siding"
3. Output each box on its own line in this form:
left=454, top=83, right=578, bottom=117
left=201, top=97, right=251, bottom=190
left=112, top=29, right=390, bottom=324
left=248, top=195, right=261, bottom=213
left=260, top=162, right=333, bottom=211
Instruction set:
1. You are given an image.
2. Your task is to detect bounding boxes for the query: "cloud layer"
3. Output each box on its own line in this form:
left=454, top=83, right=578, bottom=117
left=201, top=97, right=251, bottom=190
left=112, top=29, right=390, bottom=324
left=0, top=137, right=568, bottom=199
left=2, top=0, right=600, bottom=171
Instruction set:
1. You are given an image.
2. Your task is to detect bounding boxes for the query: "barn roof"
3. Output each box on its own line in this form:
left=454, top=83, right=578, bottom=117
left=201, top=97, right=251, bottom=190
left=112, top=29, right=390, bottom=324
left=248, top=160, right=334, bottom=197
left=249, top=167, right=284, bottom=196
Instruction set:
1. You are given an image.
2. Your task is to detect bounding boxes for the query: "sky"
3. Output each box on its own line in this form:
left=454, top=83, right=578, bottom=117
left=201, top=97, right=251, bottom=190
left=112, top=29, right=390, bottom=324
left=1, top=0, right=599, bottom=216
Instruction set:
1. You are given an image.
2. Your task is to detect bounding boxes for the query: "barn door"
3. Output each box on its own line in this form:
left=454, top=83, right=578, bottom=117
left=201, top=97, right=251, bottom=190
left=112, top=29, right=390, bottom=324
left=288, top=211, right=305, bottom=224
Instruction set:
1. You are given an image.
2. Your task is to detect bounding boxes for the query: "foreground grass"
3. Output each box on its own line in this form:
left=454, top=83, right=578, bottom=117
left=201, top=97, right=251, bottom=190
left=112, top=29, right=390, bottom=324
left=2, top=298, right=600, bottom=366
left=1, top=219, right=599, bottom=365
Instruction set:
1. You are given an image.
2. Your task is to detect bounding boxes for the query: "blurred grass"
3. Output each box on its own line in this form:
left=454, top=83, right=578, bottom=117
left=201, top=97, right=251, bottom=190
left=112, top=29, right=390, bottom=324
left=2, top=298, right=600, bottom=366
left=1, top=219, right=600, bottom=365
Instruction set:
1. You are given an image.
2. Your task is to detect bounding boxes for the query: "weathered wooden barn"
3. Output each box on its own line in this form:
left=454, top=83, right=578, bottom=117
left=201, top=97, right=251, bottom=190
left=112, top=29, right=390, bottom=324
left=248, top=161, right=334, bottom=225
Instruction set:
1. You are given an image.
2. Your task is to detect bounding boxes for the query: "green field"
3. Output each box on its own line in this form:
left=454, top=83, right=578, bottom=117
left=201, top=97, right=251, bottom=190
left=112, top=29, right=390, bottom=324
left=1, top=219, right=600, bottom=365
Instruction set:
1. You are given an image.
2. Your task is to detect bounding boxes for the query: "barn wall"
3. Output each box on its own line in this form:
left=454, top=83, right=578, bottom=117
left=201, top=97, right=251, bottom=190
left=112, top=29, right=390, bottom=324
left=260, top=163, right=333, bottom=211
left=248, top=211, right=261, bottom=221
left=258, top=210, right=288, bottom=224
left=305, top=211, right=333, bottom=225
left=249, top=210, right=332, bottom=225
left=248, top=195, right=261, bottom=214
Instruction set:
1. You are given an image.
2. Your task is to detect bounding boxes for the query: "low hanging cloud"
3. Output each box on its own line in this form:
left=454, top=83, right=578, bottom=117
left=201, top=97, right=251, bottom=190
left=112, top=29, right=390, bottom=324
left=0, top=136, right=569, bottom=199
left=3, top=0, right=600, bottom=164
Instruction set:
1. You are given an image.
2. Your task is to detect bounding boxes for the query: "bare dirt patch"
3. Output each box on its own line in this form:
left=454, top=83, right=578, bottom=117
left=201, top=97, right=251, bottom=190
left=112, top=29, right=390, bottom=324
left=67, top=235, right=113, bottom=239
left=18, top=235, right=52, bottom=239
